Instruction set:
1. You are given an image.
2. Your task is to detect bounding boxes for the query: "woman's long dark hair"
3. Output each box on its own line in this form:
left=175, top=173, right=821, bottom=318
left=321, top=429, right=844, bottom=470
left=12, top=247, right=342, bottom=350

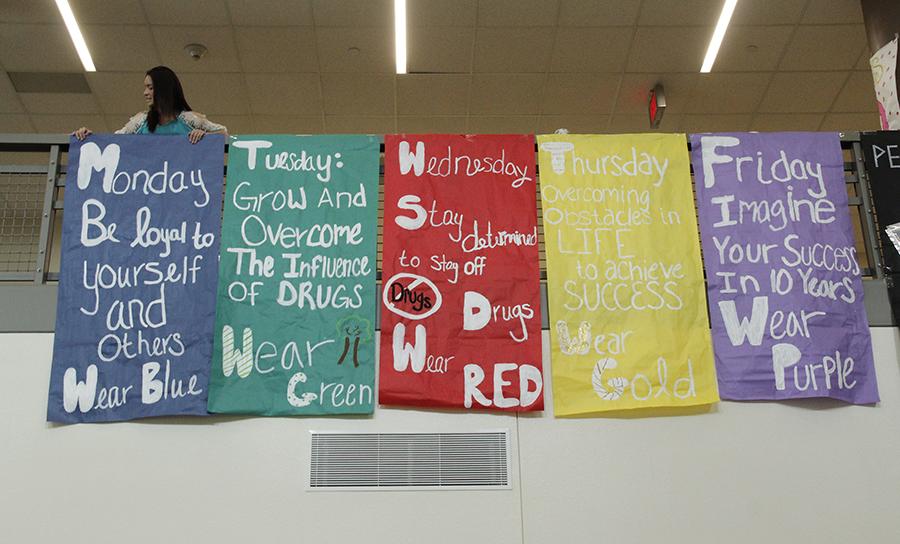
left=146, top=66, right=191, bottom=133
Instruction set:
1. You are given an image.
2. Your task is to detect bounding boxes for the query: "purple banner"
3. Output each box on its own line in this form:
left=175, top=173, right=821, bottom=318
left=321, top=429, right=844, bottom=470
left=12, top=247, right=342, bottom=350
left=691, top=132, right=878, bottom=404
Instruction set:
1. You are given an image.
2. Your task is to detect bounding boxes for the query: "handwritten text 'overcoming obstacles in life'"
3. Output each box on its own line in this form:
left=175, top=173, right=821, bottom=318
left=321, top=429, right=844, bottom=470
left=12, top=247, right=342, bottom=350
left=539, top=135, right=718, bottom=413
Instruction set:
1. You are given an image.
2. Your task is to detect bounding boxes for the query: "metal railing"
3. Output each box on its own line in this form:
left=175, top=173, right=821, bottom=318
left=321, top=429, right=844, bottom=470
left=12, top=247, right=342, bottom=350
left=0, top=132, right=893, bottom=330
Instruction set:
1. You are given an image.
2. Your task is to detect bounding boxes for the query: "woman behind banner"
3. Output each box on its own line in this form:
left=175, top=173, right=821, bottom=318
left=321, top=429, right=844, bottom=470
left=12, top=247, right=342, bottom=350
left=72, top=66, right=227, bottom=144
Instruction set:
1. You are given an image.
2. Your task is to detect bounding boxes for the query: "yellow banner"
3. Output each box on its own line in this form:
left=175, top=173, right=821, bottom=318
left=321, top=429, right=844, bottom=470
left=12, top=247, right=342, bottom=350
left=538, top=134, right=718, bottom=415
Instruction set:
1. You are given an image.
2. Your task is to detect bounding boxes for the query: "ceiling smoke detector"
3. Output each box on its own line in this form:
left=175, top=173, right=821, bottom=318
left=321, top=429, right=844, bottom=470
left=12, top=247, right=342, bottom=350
left=184, top=43, right=208, bottom=61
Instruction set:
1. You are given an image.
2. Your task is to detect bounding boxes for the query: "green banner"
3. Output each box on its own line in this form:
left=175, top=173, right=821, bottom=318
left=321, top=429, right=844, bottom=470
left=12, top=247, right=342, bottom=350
left=209, top=135, right=380, bottom=415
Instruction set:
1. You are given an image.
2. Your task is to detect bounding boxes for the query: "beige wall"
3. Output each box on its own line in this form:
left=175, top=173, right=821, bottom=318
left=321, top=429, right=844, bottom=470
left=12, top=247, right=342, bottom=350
left=3, top=329, right=900, bottom=543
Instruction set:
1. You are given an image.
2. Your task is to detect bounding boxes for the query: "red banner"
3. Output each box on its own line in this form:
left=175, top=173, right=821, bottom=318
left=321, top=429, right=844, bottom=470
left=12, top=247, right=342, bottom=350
left=380, top=134, right=543, bottom=411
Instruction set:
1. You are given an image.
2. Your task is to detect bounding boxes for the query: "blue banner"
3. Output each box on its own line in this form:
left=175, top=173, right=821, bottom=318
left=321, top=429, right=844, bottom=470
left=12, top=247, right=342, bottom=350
left=47, top=134, right=225, bottom=423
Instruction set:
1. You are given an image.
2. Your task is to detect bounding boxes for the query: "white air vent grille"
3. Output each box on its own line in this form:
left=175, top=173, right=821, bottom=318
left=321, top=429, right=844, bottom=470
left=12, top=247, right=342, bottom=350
left=309, top=431, right=510, bottom=489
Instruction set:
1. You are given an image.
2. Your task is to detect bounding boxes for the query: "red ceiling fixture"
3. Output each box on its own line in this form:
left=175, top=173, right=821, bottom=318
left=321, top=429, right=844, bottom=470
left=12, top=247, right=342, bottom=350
left=648, top=84, right=666, bottom=129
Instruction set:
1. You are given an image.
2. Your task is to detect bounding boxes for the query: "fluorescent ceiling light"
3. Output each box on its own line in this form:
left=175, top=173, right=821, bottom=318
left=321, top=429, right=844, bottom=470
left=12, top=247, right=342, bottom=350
left=700, top=0, right=738, bottom=73
left=395, top=0, right=407, bottom=74
left=54, top=0, right=96, bottom=72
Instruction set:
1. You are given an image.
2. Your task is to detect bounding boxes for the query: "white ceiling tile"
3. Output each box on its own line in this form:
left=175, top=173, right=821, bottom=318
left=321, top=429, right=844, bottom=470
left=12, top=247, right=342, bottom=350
left=558, top=0, right=640, bottom=26
left=469, top=74, right=545, bottom=115
left=317, top=27, right=393, bottom=73
left=832, top=71, right=878, bottom=112
left=732, top=0, right=806, bottom=25
left=151, top=26, right=241, bottom=72
left=0, top=0, right=882, bottom=137
left=312, top=0, right=393, bottom=26
left=0, top=23, right=82, bottom=72
left=477, top=0, right=559, bottom=26
left=638, top=0, right=721, bottom=25
left=0, top=72, right=24, bottom=113
left=103, top=115, right=129, bottom=132
left=0, top=114, right=34, bottom=132
left=468, top=116, right=538, bottom=133
left=538, top=114, right=609, bottom=133
left=750, top=113, right=824, bottom=131
left=409, top=0, right=477, bottom=26
left=204, top=114, right=253, bottom=134
left=802, top=0, right=864, bottom=24
left=714, top=25, right=793, bottom=71
left=178, top=73, right=250, bottom=115
left=86, top=72, right=146, bottom=114
left=83, top=24, right=161, bottom=72
left=252, top=115, right=324, bottom=133
left=680, top=114, right=752, bottom=132
left=321, top=73, right=394, bottom=115
left=474, top=28, right=555, bottom=73
left=142, top=0, right=230, bottom=25
left=107, top=117, right=148, bottom=143
left=226, top=0, right=314, bottom=26
left=105, top=114, right=132, bottom=132
left=551, top=27, right=632, bottom=72
left=818, top=112, right=880, bottom=131
left=0, top=1, right=58, bottom=23
left=19, top=93, right=100, bottom=115
left=397, top=116, right=468, bottom=133
left=608, top=113, right=682, bottom=133
left=31, top=114, right=108, bottom=133
left=857, top=48, right=872, bottom=70
left=397, top=75, right=470, bottom=115
left=686, top=73, right=771, bottom=114
left=626, top=27, right=710, bottom=73
left=244, top=73, right=323, bottom=115
left=408, top=26, right=474, bottom=73
left=758, top=72, right=848, bottom=113
left=614, top=73, right=697, bottom=114
left=235, top=27, right=319, bottom=72
left=71, top=0, right=147, bottom=23
left=653, top=114, right=682, bottom=133
left=541, top=73, right=620, bottom=114
left=324, top=115, right=395, bottom=134
left=780, top=25, right=867, bottom=71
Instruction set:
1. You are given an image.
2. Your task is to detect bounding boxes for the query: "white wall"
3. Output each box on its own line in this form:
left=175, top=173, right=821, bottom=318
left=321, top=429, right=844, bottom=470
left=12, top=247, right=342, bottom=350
left=3, top=329, right=900, bottom=544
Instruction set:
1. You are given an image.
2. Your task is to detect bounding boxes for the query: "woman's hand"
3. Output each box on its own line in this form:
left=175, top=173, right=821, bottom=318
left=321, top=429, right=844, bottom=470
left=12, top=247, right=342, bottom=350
left=188, top=129, right=206, bottom=144
left=72, top=127, right=92, bottom=141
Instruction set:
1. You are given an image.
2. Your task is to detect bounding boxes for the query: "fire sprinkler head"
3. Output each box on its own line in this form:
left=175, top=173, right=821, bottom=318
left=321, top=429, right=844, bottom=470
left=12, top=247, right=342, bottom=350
left=184, top=43, right=208, bottom=61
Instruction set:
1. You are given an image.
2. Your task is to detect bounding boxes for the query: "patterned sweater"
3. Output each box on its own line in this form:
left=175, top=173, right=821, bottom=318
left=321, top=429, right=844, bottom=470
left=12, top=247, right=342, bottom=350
left=115, top=111, right=228, bottom=134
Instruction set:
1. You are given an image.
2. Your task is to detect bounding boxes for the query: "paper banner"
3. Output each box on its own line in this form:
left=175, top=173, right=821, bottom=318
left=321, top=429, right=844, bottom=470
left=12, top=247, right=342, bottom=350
left=691, top=132, right=878, bottom=404
left=862, top=131, right=900, bottom=324
left=870, top=37, right=900, bottom=131
left=379, top=134, right=543, bottom=411
left=47, top=134, right=225, bottom=423
left=208, top=135, right=380, bottom=415
left=538, top=134, right=717, bottom=415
